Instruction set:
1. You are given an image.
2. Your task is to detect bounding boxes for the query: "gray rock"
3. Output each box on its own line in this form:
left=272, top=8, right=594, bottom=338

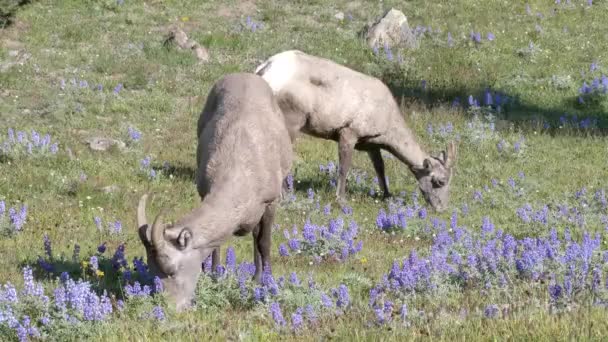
left=365, top=8, right=418, bottom=50
left=86, top=137, right=126, bottom=152
left=335, top=12, right=345, bottom=21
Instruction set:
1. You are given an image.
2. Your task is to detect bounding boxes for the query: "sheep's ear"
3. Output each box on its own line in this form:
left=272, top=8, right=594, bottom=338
left=445, top=141, right=457, bottom=168
left=177, top=228, right=193, bottom=250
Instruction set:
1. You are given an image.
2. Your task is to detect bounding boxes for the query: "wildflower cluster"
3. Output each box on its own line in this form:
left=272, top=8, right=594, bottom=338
left=0, top=129, right=59, bottom=158
left=139, top=156, right=162, bottom=180
left=0, top=266, right=115, bottom=341
left=125, top=126, right=142, bottom=145
left=277, top=215, right=363, bottom=263
left=92, top=216, right=123, bottom=234
left=243, top=16, right=264, bottom=32
left=577, top=62, right=607, bottom=105
left=0, top=200, right=27, bottom=235
left=368, top=213, right=608, bottom=325
left=197, top=247, right=352, bottom=332
left=58, top=77, right=123, bottom=95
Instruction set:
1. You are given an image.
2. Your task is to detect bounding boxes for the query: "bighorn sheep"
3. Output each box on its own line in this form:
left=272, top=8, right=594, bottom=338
left=255, top=50, right=457, bottom=212
left=137, top=73, right=293, bottom=310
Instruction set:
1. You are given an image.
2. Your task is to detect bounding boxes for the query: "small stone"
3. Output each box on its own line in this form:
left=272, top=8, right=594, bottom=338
left=86, top=137, right=126, bottom=152
left=100, top=185, right=120, bottom=194
left=8, top=50, right=19, bottom=57
left=165, top=26, right=210, bottom=63
left=335, top=12, right=345, bottom=21
left=192, top=44, right=210, bottom=62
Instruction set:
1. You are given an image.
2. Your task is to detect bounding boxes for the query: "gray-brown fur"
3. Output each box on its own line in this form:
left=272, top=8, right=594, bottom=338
left=255, top=50, right=457, bottom=211
left=137, top=73, right=293, bottom=310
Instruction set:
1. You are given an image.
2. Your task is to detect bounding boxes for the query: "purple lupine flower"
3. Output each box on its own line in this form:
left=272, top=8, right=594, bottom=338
left=320, top=292, right=333, bottom=307
left=291, top=310, right=304, bottom=330
left=89, top=256, right=99, bottom=271
left=94, top=217, right=102, bottom=230
left=111, top=243, right=127, bottom=270
left=270, top=302, right=286, bottom=326
left=152, top=306, right=165, bottom=320
left=288, top=238, right=300, bottom=251
left=278, top=244, right=289, bottom=256
left=225, top=247, right=236, bottom=271
left=97, top=242, right=107, bottom=254
left=447, top=32, right=454, bottom=47
left=383, top=43, right=393, bottom=61
left=473, top=190, right=483, bottom=202
left=113, top=220, right=122, bottom=234
left=43, top=234, right=52, bottom=258
left=418, top=207, right=427, bottom=219
left=334, top=284, right=350, bottom=308
left=289, top=272, right=301, bottom=286
left=302, top=221, right=317, bottom=244
left=128, top=126, right=141, bottom=141
left=487, top=32, right=495, bottom=41
left=307, top=188, right=314, bottom=200
left=484, top=88, right=493, bottom=105
left=484, top=304, right=499, bottom=318
left=113, top=83, right=123, bottom=94
left=305, top=305, right=317, bottom=323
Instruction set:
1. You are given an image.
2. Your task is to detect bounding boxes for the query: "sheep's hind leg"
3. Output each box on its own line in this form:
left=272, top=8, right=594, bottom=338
left=368, top=149, right=391, bottom=199
left=337, top=129, right=357, bottom=200
left=253, top=202, right=277, bottom=283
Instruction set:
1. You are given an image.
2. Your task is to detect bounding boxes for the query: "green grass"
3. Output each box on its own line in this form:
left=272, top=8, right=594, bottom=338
left=1, top=0, right=608, bottom=340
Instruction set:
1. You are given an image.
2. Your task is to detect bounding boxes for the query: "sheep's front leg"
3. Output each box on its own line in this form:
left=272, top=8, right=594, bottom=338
left=211, top=247, right=221, bottom=273
left=368, top=149, right=391, bottom=199
left=252, top=224, right=262, bottom=282
left=337, top=129, right=357, bottom=200
left=253, top=202, right=277, bottom=283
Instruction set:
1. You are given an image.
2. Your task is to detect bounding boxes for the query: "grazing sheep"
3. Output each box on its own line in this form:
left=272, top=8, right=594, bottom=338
left=136, top=73, right=293, bottom=310
left=255, top=50, right=457, bottom=211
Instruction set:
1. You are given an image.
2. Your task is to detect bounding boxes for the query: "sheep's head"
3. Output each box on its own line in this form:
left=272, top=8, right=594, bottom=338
left=137, top=194, right=209, bottom=311
left=414, top=141, right=457, bottom=212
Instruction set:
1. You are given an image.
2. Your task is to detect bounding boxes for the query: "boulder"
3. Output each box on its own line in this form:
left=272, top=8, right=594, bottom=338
left=364, top=8, right=418, bottom=50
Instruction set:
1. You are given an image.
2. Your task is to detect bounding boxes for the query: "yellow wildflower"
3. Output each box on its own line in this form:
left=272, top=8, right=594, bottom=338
left=96, top=270, right=105, bottom=277
left=181, top=16, right=190, bottom=22
left=81, top=261, right=89, bottom=268
left=360, top=257, right=368, bottom=264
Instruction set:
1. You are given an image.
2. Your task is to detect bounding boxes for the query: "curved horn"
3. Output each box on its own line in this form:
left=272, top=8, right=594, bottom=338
left=137, top=193, right=149, bottom=228
left=151, top=209, right=167, bottom=251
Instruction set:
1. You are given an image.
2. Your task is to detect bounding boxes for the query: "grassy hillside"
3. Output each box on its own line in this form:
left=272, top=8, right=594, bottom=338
left=1, top=0, right=608, bottom=340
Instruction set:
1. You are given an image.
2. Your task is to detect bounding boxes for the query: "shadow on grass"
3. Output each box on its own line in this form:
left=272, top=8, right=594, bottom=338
left=156, top=162, right=196, bottom=183
left=0, top=0, right=34, bottom=28
left=378, top=65, right=608, bottom=135
left=24, top=253, right=156, bottom=299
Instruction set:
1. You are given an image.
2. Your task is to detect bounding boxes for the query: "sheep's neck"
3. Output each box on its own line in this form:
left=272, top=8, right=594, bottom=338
left=384, top=123, right=430, bottom=172
left=177, top=193, right=242, bottom=249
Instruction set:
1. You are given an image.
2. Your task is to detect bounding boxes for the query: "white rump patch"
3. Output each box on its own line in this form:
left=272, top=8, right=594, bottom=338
left=255, top=50, right=299, bottom=93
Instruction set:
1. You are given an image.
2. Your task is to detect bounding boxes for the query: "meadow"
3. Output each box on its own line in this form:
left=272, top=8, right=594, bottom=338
left=1, top=0, right=608, bottom=340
